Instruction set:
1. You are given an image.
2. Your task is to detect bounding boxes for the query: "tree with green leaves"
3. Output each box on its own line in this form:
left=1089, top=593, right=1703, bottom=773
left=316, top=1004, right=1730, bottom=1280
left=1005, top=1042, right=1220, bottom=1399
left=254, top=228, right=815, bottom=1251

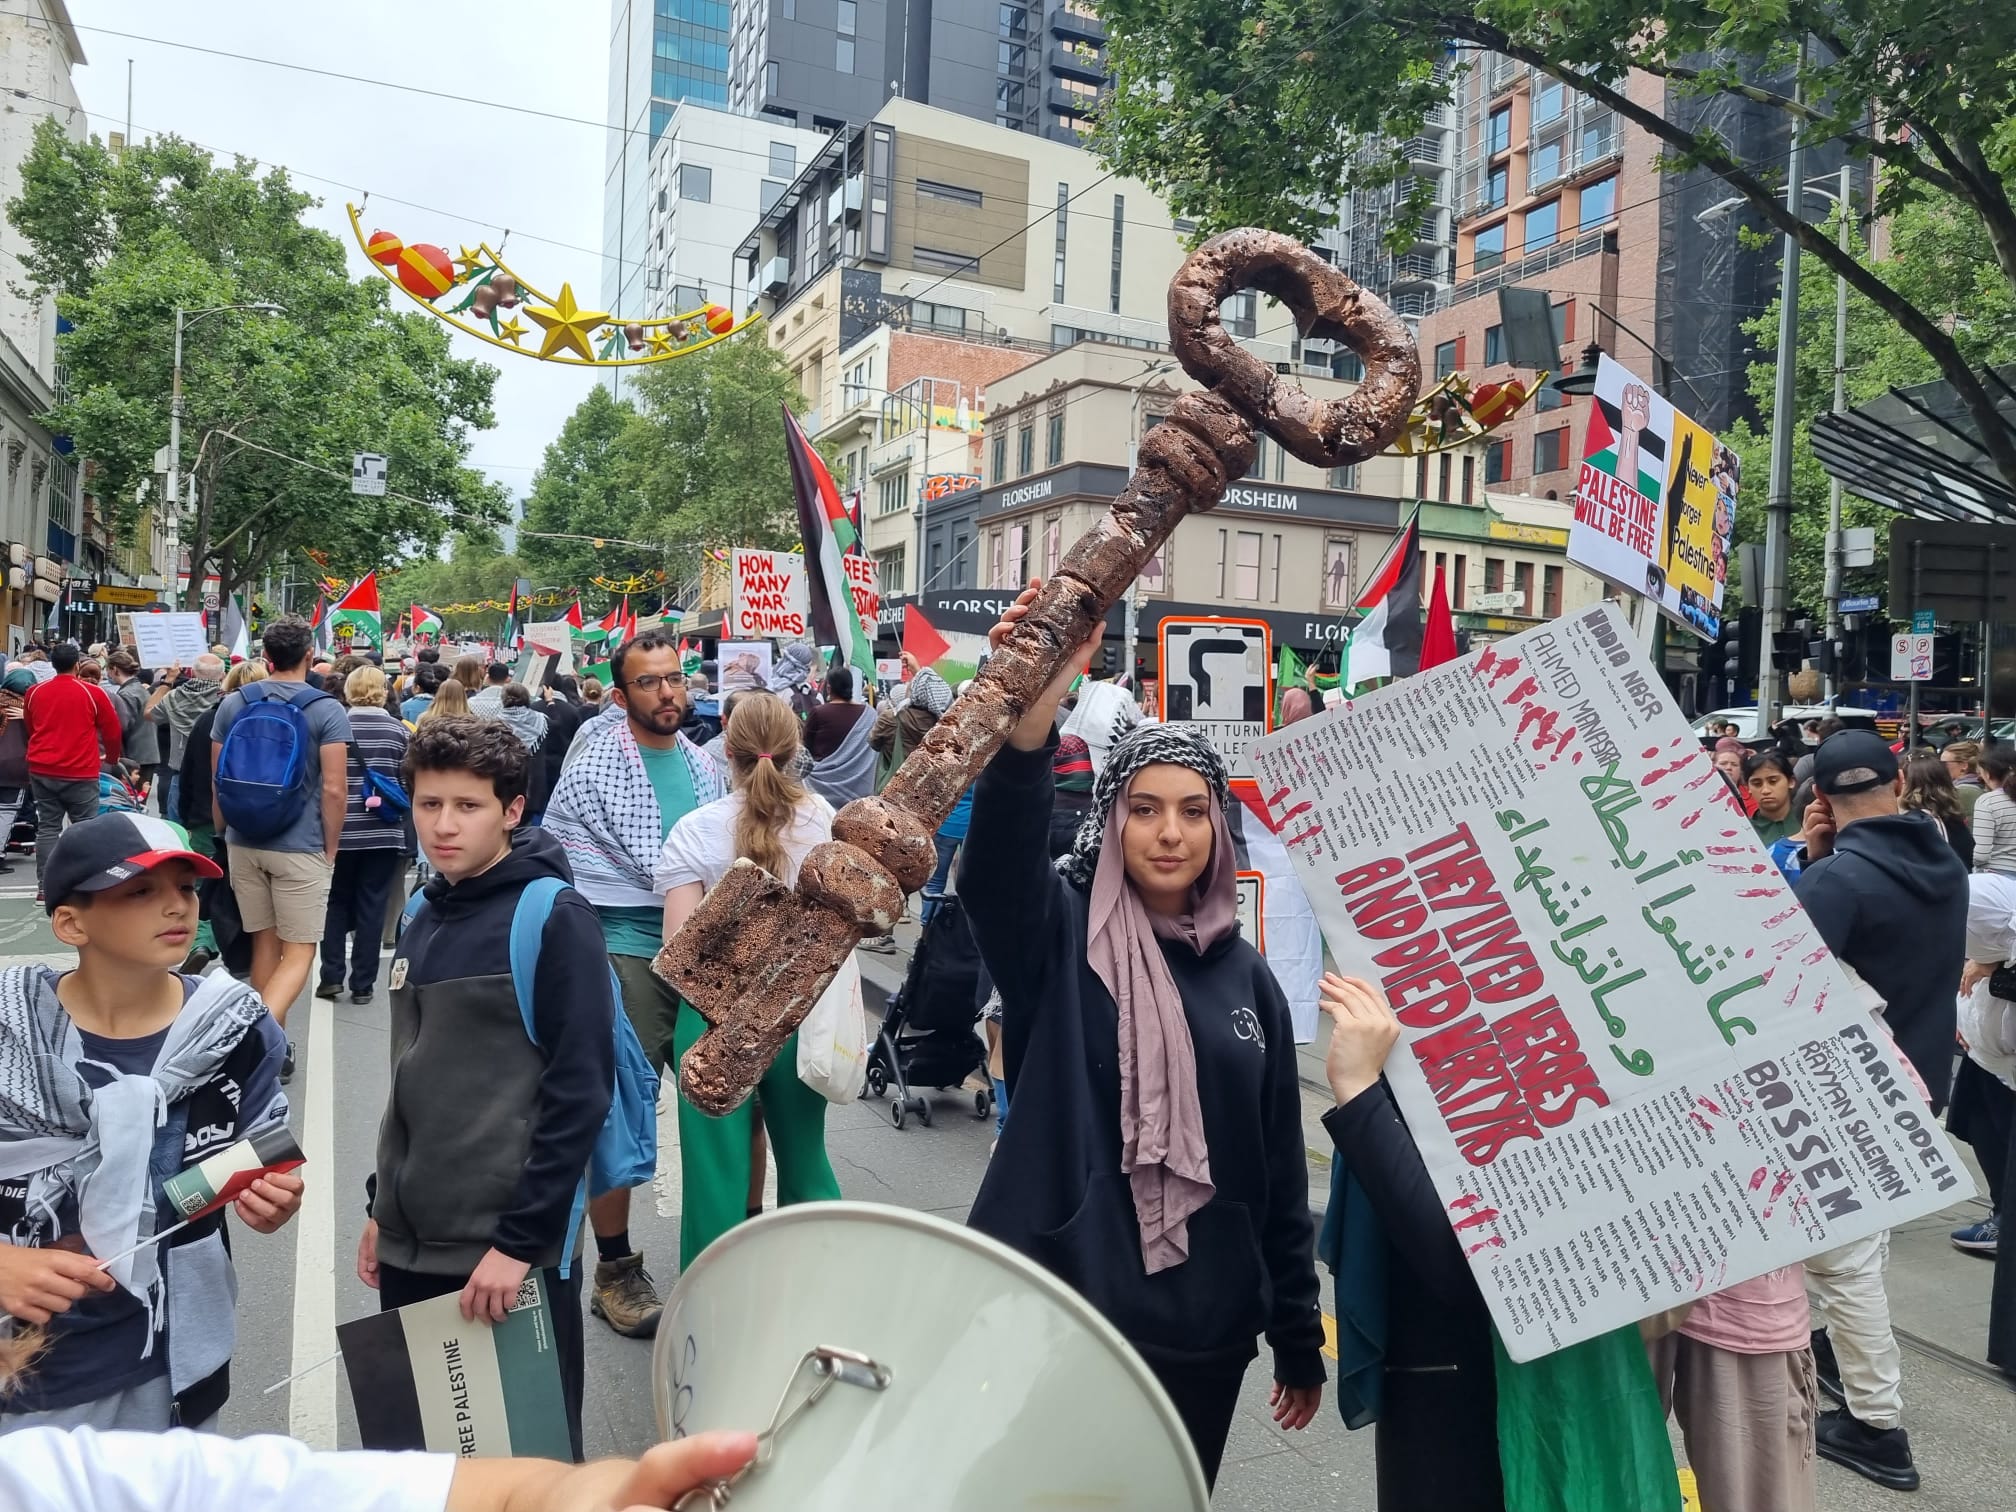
left=6, top=122, right=505, bottom=608
left=388, top=527, right=526, bottom=641
left=1094, top=1, right=2016, bottom=489
left=516, top=337, right=812, bottom=606
left=1724, top=193, right=2016, bottom=610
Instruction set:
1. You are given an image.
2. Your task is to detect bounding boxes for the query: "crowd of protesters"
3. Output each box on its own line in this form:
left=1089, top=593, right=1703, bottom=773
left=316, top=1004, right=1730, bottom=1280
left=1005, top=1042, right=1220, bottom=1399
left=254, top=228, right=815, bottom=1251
left=3, top=605, right=2013, bottom=1512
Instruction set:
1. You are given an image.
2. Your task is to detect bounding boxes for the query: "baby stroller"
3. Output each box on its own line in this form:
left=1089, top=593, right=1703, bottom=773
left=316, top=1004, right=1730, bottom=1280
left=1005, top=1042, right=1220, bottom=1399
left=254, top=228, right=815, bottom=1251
left=864, top=889, right=992, bottom=1130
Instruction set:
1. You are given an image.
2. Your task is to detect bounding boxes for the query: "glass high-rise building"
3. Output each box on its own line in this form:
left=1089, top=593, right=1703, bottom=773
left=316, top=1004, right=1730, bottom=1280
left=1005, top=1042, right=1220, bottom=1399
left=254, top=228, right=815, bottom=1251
left=604, top=0, right=733, bottom=327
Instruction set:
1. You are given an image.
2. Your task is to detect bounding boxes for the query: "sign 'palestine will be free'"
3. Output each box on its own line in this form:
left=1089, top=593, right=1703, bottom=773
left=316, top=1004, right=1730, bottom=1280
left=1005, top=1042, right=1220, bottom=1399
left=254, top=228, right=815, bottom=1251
left=1250, top=602, right=1971, bottom=1362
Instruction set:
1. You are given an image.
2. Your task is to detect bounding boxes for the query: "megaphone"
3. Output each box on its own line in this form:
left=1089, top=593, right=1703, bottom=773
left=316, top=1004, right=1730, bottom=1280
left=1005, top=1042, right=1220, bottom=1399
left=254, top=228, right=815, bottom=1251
left=652, top=1203, right=1209, bottom=1509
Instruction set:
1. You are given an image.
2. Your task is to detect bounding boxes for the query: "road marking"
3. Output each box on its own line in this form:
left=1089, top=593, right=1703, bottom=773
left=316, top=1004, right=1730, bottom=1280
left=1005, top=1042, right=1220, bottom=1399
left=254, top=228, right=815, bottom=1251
left=288, top=996, right=340, bottom=1447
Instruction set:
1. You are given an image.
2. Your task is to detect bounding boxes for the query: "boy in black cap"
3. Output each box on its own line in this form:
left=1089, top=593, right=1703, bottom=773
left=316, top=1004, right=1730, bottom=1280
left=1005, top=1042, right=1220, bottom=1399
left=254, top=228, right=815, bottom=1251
left=0, top=813, right=299, bottom=1433
left=1793, top=728, right=1967, bottom=1490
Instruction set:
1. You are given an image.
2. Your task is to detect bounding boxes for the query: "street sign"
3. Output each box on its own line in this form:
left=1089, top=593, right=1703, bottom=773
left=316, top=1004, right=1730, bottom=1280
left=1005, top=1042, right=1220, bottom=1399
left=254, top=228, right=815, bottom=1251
left=1473, top=589, right=1523, bottom=612
left=1839, top=594, right=1881, bottom=614
left=93, top=584, right=156, bottom=607
left=1911, top=609, right=1935, bottom=634
left=1892, top=633, right=1935, bottom=681
left=351, top=452, right=388, bottom=497
left=1157, top=615, right=1272, bottom=781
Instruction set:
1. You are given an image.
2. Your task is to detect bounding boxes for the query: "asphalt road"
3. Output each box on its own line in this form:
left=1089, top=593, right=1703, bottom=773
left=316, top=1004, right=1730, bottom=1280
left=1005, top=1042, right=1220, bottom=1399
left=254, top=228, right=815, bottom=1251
left=2, top=877, right=2011, bottom=1508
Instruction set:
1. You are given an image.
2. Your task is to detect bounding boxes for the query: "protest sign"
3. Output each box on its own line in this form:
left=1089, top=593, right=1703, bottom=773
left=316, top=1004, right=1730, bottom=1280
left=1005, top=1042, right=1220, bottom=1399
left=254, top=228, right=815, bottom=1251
left=1250, top=602, right=1972, bottom=1361
left=842, top=553, right=880, bottom=646
left=522, top=620, right=574, bottom=670
left=1569, top=355, right=1736, bottom=640
left=716, top=641, right=774, bottom=693
left=731, top=548, right=809, bottom=639
left=130, top=612, right=210, bottom=668
left=162, top=1123, right=305, bottom=1220
left=339, top=1271, right=570, bottom=1459
left=874, top=656, right=904, bottom=687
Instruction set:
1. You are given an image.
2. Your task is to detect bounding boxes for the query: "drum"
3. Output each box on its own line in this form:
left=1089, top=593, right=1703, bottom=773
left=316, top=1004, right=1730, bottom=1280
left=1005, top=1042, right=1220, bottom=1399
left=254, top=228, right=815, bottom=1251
left=651, top=1202, right=1209, bottom=1509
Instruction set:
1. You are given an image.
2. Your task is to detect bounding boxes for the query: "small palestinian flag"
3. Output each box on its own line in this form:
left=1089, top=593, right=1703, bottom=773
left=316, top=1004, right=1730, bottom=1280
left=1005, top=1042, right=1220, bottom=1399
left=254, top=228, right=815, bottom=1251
left=339, top=1273, right=571, bottom=1458
left=411, top=605, right=443, bottom=638
left=1344, top=510, right=1423, bottom=687
left=328, top=572, right=383, bottom=650
left=161, top=1123, right=305, bottom=1221
left=678, top=637, right=702, bottom=676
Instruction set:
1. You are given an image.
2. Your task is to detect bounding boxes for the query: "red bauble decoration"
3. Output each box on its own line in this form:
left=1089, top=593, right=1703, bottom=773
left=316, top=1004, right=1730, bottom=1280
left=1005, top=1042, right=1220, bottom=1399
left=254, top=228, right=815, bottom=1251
left=702, top=303, right=734, bottom=336
left=396, top=243, right=455, bottom=300
left=366, top=228, right=403, bottom=267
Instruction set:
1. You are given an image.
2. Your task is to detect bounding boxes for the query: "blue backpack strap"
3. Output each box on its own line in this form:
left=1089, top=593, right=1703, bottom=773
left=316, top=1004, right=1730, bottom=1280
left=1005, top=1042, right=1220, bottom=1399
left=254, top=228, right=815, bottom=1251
left=398, top=891, right=428, bottom=938
left=506, top=875, right=586, bottom=1278
left=507, top=876, right=570, bottom=1045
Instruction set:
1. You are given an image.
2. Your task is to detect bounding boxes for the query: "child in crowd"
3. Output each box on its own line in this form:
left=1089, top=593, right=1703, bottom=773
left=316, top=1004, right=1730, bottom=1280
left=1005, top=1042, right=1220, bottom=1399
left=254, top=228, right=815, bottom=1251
left=0, top=813, right=300, bottom=1432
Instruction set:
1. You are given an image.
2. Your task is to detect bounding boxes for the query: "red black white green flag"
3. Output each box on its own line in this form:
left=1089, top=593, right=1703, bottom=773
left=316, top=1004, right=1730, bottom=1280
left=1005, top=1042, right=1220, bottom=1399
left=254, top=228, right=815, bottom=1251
left=782, top=403, right=875, bottom=670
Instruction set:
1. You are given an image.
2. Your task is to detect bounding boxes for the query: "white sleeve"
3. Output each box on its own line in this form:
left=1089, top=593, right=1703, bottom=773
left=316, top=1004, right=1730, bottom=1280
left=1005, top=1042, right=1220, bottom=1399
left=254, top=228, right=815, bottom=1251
left=0, top=1429, right=456, bottom=1512
left=656, top=808, right=713, bottom=893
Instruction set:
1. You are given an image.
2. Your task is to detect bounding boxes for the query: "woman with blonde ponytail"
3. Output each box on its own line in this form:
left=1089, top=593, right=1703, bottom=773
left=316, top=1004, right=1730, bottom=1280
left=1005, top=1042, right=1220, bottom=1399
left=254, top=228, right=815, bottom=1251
left=656, top=692, right=845, bottom=1265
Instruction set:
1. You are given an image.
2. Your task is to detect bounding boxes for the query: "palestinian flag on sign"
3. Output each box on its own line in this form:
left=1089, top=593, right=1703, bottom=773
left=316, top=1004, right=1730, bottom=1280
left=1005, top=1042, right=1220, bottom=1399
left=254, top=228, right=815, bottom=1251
left=338, top=1273, right=571, bottom=1458
left=410, top=605, right=443, bottom=638
left=327, top=571, right=383, bottom=650
left=782, top=404, right=875, bottom=671
left=901, top=604, right=985, bottom=688
left=161, top=1123, right=305, bottom=1222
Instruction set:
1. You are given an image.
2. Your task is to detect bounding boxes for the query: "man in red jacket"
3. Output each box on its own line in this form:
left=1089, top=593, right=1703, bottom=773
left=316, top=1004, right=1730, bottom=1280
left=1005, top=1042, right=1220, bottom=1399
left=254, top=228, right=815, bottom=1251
left=20, top=642, right=122, bottom=891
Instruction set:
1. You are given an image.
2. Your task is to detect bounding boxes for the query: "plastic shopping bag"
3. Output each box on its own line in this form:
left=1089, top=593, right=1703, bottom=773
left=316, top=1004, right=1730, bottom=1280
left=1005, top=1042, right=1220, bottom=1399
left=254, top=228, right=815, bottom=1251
left=796, top=951, right=867, bottom=1104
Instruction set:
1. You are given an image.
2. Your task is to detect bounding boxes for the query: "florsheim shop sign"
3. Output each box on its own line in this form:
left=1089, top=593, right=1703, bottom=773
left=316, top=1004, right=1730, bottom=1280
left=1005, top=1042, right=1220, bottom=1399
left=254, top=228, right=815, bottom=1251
left=977, top=462, right=1404, bottom=529
left=879, top=590, right=1358, bottom=650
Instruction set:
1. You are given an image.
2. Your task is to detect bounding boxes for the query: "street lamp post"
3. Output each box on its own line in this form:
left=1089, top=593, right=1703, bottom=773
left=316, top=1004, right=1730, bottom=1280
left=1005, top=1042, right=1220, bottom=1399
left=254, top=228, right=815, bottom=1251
left=167, top=303, right=284, bottom=609
left=1822, top=163, right=1853, bottom=702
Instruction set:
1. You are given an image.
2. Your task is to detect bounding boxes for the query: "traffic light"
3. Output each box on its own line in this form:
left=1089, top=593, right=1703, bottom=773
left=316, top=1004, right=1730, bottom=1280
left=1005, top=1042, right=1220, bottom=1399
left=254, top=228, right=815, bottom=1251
left=1699, top=625, right=1729, bottom=679
left=1736, top=606, right=1761, bottom=687
left=1771, top=631, right=1805, bottom=672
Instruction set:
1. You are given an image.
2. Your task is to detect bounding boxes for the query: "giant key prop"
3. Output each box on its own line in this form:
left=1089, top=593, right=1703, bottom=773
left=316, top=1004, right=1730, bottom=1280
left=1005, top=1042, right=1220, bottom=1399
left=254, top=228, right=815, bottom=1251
left=655, top=229, right=1422, bottom=1115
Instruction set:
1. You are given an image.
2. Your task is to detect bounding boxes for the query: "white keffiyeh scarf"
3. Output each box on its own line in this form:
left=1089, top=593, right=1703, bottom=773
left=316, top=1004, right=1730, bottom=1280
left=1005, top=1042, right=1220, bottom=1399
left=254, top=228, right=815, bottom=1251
left=544, top=715, right=722, bottom=907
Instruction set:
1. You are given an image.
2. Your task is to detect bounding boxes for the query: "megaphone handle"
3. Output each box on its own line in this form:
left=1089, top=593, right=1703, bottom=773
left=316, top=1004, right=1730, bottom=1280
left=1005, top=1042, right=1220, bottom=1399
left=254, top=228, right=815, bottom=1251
left=673, top=1346, right=892, bottom=1508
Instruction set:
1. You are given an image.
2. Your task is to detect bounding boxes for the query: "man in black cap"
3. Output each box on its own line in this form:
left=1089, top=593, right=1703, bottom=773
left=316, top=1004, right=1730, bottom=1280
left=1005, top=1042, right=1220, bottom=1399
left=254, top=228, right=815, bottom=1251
left=1793, top=728, right=1967, bottom=1491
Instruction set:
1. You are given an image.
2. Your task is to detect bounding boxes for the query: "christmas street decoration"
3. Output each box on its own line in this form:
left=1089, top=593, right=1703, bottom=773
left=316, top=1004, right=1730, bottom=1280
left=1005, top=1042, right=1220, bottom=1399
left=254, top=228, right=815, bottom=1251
left=347, top=204, right=756, bottom=369
left=1389, top=370, right=1549, bottom=456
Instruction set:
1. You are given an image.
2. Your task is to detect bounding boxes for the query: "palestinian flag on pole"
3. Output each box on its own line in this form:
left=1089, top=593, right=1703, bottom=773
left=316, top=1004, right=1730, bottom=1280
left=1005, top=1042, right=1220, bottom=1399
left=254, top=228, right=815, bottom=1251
left=560, top=599, right=585, bottom=633
left=500, top=582, right=521, bottom=652
left=338, top=1273, right=571, bottom=1458
left=901, top=604, right=985, bottom=688
left=311, top=594, right=331, bottom=654
left=327, top=571, right=383, bottom=650
left=162, top=1123, right=305, bottom=1221
left=678, top=637, right=702, bottom=676
left=782, top=403, right=875, bottom=670
left=410, top=604, right=443, bottom=639
left=1344, top=510, right=1423, bottom=688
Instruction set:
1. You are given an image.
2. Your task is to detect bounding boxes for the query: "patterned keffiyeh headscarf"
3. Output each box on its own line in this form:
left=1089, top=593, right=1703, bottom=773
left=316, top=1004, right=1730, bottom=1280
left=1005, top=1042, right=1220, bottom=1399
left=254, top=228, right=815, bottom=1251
left=1057, top=723, right=1234, bottom=889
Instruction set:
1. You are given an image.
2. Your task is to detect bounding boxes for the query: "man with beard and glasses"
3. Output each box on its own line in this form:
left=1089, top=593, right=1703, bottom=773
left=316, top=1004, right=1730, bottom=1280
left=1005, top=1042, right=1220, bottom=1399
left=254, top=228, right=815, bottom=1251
left=542, top=632, right=721, bottom=1339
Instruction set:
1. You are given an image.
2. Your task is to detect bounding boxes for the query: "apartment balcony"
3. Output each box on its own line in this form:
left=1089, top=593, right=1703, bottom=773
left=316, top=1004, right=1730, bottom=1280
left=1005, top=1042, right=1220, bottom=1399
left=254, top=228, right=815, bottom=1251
left=1487, top=53, right=1521, bottom=93
left=1401, top=134, right=1447, bottom=170
left=1049, top=7, right=1106, bottom=45
left=1048, top=83, right=1095, bottom=117
left=1049, top=45, right=1106, bottom=85
left=1388, top=251, right=1446, bottom=289
left=1388, top=289, right=1436, bottom=318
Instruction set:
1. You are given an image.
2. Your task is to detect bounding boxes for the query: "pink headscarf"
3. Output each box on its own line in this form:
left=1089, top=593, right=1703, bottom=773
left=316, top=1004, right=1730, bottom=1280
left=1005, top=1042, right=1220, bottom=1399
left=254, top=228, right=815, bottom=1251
left=1280, top=686, right=1314, bottom=725
left=1085, top=774, right=1238, bottom=1273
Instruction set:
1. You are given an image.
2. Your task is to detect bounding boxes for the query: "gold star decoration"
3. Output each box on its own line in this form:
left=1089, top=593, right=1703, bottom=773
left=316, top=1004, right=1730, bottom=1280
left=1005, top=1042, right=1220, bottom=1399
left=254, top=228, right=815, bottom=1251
left=495, top=315, right=528, bottom=346
left=645, top=329, right=674, bottom=355
left=524, top=283, right=609, bottom=362
left=453, top=245, right=485, bottom=279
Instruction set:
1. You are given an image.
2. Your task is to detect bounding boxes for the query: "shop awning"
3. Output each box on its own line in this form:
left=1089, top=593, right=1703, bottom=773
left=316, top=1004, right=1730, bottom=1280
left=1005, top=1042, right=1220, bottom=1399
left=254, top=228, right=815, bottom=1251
left=1810, top=366, right=2016, bottom=524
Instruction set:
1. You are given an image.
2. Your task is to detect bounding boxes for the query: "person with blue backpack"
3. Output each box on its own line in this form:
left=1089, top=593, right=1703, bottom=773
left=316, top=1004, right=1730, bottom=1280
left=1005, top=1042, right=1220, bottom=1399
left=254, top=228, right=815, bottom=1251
left=359, top=716, right=632, bottom=1463
left=208, top=617, right=351, bottom=1068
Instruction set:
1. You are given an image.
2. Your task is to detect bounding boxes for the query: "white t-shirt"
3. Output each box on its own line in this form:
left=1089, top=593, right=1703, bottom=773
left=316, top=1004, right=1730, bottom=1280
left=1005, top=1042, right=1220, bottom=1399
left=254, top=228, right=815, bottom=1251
left=0, top=1428, right=456, bottom=1512
left=656, top=791, right=835, bottom=892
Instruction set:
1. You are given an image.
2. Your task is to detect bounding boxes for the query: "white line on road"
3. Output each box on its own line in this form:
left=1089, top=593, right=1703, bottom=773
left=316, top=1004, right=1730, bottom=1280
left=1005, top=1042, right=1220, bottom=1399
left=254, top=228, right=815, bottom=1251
left=288, top=997, right=340, bottom=1447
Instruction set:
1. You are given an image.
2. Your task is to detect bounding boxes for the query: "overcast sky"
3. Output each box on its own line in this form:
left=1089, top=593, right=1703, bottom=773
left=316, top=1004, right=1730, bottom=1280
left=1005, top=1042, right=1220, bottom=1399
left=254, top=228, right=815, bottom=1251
left=65, top=0, right=620, bottom=524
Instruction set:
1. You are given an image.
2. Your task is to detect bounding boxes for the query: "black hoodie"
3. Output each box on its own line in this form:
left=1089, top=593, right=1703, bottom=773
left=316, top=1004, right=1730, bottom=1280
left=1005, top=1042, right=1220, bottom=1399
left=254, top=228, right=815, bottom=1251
left=375, top=827, right=615, bottom=1266
left=1794, top=810, right=1967, bottom=1111
left=960, top=739, right=1327, bottom=1389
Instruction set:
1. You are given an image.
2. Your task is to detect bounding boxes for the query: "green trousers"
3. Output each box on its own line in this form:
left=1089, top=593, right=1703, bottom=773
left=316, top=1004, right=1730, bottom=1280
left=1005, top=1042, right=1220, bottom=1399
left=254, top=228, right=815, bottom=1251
left=670, top=1000, right=841, bottom=1269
